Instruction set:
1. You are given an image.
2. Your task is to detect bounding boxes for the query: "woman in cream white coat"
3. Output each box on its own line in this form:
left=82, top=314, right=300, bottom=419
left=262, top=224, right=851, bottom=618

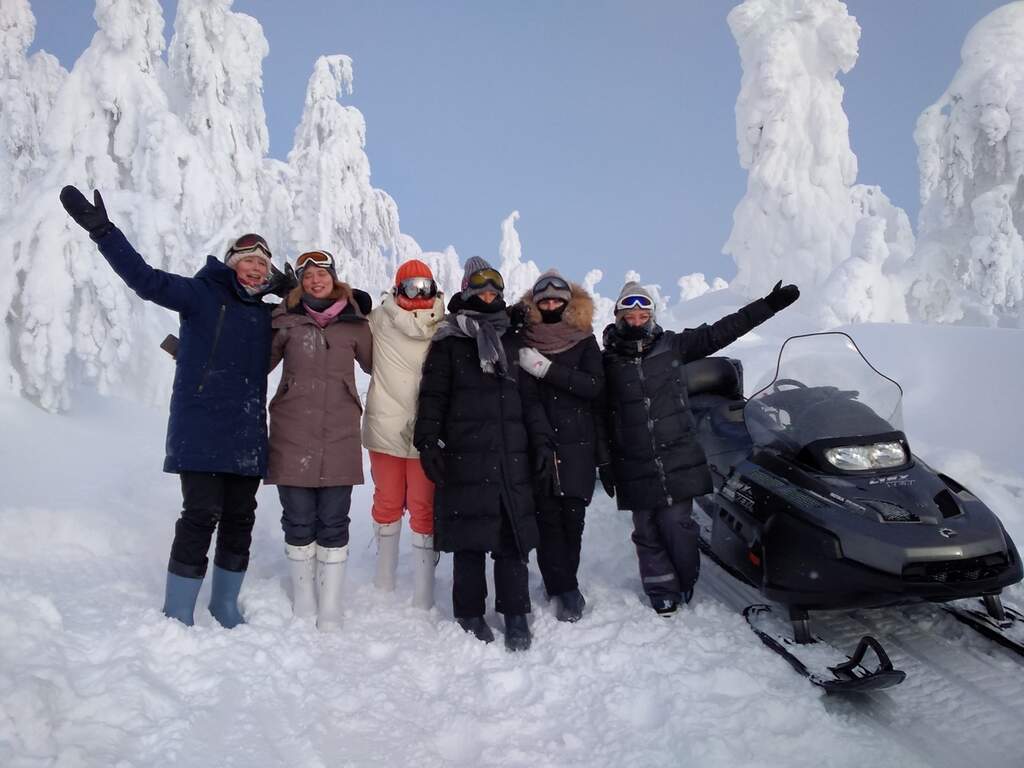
left=363, top=259, right=445, bottom=608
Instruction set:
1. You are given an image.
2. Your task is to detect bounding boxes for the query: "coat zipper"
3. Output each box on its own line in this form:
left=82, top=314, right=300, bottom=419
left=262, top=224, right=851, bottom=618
left=197, top=304, right=227, bottom=393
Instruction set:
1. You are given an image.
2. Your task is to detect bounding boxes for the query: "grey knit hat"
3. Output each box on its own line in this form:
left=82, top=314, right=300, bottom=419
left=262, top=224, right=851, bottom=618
left=614, top=281, right=655, bottom=319
left=460, top=256, right=504, bottom=300
left=532, top=269, right=572, bottom=304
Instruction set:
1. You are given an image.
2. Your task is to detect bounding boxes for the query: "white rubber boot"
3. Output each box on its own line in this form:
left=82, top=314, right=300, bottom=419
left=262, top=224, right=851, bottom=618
left=411, top=532, right=438, bottom=610
left=316, top=544, right=348, bottom=632
left=373, top=521, right=402, bottom=592
left=285, top=542, right=317, bottom=618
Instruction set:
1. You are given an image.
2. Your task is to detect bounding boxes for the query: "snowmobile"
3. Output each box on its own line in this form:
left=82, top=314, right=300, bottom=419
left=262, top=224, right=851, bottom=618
left=685, top=332, right=1024, bottom=693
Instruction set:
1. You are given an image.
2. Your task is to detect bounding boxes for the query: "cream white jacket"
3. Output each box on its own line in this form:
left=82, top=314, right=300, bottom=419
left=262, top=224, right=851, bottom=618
left=362, top=292, right=445, bottom=458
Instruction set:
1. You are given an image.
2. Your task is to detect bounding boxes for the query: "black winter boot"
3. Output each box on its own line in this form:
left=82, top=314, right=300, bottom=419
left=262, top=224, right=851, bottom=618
left=457, top=616, right=495, bottom=644
left=504, top=614, right=532, bottom=651
left=554, top=589, right=586, bottom=623
left=650, top=597, right=679, bottom=617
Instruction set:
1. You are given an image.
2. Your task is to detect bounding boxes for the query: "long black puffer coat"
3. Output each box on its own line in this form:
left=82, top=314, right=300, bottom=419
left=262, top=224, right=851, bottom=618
left=601, top=298, right=775, bottom=511
left=414, top=297, right=553, bottom=555
left=517, top=285, right=605, bottom=504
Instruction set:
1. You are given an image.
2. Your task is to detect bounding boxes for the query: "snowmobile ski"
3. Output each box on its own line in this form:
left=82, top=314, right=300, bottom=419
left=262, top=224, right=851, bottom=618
left=944, top=597, right=1024, bottom=659
left=744, top=604, right=907, bottom=694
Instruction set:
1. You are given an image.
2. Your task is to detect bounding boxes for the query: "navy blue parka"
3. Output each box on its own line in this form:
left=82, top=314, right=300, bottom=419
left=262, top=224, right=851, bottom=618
left=94, top=227, right=274, bottom=476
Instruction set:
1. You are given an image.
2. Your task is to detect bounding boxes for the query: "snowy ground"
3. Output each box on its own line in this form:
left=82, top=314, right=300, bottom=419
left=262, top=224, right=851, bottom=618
left=2, top=308, right=1022, bottom=767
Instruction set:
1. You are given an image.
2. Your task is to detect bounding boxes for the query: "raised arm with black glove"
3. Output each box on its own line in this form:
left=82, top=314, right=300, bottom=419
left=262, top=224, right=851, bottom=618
left=765, top=281, right=800, bottom=312
left=60, top=186, right=114, bottom=240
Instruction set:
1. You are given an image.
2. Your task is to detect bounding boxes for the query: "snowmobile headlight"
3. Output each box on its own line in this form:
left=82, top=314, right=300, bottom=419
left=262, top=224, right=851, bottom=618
left=824, top=441, right=906, bottom=471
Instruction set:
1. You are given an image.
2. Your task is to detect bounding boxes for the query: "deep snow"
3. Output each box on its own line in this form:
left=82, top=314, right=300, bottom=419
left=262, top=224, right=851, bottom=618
left=2, top=299, right=1022, bottom=767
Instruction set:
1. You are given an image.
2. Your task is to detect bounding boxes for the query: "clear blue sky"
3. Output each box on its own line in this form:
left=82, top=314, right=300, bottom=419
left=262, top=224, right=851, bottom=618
left=30, top=0, right=1006, bottom=294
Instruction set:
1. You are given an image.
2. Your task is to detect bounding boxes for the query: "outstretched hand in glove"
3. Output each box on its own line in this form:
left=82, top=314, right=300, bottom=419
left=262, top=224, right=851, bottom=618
left=764, top=281, right=800, bottom=312
left=59, top=186, right=113, bottom=240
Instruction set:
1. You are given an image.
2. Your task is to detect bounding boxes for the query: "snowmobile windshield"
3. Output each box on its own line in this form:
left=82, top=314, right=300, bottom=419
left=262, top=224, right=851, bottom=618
left=744, top=333, right=904, bottom=458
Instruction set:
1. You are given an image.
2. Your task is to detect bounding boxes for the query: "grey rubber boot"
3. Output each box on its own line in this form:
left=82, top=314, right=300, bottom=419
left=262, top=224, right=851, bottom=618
left=411, top=532, right=438, bottom=610
left=163, top=571, right=203, bottom=626
left=285, top=542, right=317, bottom=618
left=208, top=565, right=246, bottom=628
left=316, top=544, right=348, bottom=632
left=373, top=521, right=401, bottom=592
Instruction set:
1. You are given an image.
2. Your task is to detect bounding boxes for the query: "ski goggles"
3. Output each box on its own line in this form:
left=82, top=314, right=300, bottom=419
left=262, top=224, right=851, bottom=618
left=615, top=294, right=654, bottom=311
left=534, top=275, right=570, bottom=293
left=466, top=268, right=504, bottom=291
left=397, top=276, right=438, bottom=299
left=295, top=250, right=336, bottom=271
left=227, top=233, right=272, bottom=260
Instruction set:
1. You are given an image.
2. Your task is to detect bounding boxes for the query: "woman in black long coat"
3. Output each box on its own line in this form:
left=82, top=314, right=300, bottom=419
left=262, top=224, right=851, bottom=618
left=515, top=270, right=605, bottom=622
left=601, top=279, right=799, bottom=617
left=414, top=257, right=553, bottom=651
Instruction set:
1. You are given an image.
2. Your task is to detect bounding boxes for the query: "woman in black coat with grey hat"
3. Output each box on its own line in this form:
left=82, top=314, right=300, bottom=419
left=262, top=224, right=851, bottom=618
left=601, top=279, right=799, bottom=617
left=414, top=257, right=554, bottom=651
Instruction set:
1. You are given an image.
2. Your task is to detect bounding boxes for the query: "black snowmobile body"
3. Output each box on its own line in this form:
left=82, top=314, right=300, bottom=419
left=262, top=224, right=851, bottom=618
left=687, top=332, right=1022, bottom=615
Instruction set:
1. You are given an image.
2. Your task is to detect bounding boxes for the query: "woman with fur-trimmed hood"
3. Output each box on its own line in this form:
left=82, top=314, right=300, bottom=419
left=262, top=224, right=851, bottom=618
left=516, top=269, right=607, bottom=623
left=267, top=250, right=373, bottom=632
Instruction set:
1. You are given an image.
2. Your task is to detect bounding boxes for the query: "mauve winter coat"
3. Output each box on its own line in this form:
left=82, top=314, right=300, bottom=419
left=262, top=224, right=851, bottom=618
left=266, top=285, right=373, bottom=488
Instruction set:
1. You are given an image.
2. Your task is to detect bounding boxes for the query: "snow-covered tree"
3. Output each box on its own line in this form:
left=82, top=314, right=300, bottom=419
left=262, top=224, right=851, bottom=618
left=678, top=273, right=729, bottom=302
left=908, top=2, right=1024, bottom=327
left=287, top=54, right=403, bottom=293
left=723, top=0, right=913, bottom=320
left=168, top=0, right=276, bottom=252
left=496, top=210, right=540, bottom=302
left=0, top=0, right=199, bottom=410
left=0, top=0, right=67, bottom=395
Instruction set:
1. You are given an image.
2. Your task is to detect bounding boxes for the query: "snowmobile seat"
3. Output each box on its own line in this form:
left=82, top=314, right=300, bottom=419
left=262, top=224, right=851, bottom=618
left=685, top=357, right=743, bottom=401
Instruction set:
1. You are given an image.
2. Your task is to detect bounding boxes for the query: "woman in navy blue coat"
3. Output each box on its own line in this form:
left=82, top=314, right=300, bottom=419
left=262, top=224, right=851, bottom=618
left=60, top=186, right=286, bottom=628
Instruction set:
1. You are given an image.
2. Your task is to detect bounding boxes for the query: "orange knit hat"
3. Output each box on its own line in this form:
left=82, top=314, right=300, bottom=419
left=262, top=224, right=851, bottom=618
left=394, top=259, right=434, bottom=286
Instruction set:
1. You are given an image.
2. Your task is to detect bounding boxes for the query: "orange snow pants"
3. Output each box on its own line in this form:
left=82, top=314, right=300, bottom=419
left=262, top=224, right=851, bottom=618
left=369, top=450, right=435, bottom=535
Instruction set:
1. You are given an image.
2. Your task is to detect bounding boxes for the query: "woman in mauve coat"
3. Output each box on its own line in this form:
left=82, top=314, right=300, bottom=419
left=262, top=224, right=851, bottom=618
left=267, top=249, right=372, bottom=632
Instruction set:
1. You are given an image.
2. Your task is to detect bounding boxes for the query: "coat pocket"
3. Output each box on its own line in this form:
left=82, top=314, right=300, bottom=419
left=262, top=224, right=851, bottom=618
left=343, top=378, right=363, bottom=412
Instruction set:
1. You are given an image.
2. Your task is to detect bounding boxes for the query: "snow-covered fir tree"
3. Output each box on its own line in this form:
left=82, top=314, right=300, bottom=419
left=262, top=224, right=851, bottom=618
left=286, top=54, right=403, bottom=293
left=496, top=210, right=540, bottom=302
left=909, top=2, right=1024, bottom=328
left=722, top=0, right=913, bottom=324
left=0, top=0, right=67, bottom=395
left=167, top=0, right=278, bottom=254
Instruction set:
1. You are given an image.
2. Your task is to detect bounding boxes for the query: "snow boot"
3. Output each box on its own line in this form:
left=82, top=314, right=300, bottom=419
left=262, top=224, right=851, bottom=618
left=554, top=588, right=586, bottom=623
left=504, top=614, right=532, bottom=651
left=316, top=544, right=348, bottom=632
left=208, top=565, right=246, bottom=628
left=411, top=532, right=438, bottom=610
left=373, top=521, right=401, bottom=592
left=285, top=542, right=318, bottom=618
left=457, top=616, right=495, bottom=644
left=162, top=570, right=203, bottom=627
left=650, top=597, right=679, bottom=618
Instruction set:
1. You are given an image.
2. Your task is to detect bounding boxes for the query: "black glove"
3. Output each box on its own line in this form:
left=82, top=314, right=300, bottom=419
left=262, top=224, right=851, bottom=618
left=765, top=281, right=800, bottom=312
left=533, top=445, right=556, bottom=494
left=598, top=464, right=615, bottom=498
left=60, top=186, right=113, bottom=239
left=263, top=262, right=297, bottom=299
left=419, top=444, right=446, bottom=487
left=507, top=301, right=529, bottom=332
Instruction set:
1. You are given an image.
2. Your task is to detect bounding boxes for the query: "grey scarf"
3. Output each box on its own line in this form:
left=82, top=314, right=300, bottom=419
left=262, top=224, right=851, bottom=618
left=434, top=309, right=511, bottom=376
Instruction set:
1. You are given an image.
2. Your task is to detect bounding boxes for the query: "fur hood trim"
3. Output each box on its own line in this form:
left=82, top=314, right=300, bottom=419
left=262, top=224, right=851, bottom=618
left=519, top=282, right=593, bottom=331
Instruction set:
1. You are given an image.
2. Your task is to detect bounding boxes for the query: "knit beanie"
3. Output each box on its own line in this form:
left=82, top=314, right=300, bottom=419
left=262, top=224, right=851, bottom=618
left=394, top=258, right=434, bottom=286
left=532, top=268, right=572, bottom=304
left=614, top=281, right=656, bottom=321
left=295, top=250, right=339, bottom=282
left=460, top=256, right=504, bottom=300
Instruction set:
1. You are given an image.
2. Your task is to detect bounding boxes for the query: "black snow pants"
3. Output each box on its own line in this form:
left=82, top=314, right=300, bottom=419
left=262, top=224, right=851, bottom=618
left=535, top=496, right=586, bottom=597
left=630, top=500, right=698, bottom=602
left=452, top=502, right=530, bottom=618
left=277, top=485, right=352, bottom=548
left=169, top=472, right=261, bottom=578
